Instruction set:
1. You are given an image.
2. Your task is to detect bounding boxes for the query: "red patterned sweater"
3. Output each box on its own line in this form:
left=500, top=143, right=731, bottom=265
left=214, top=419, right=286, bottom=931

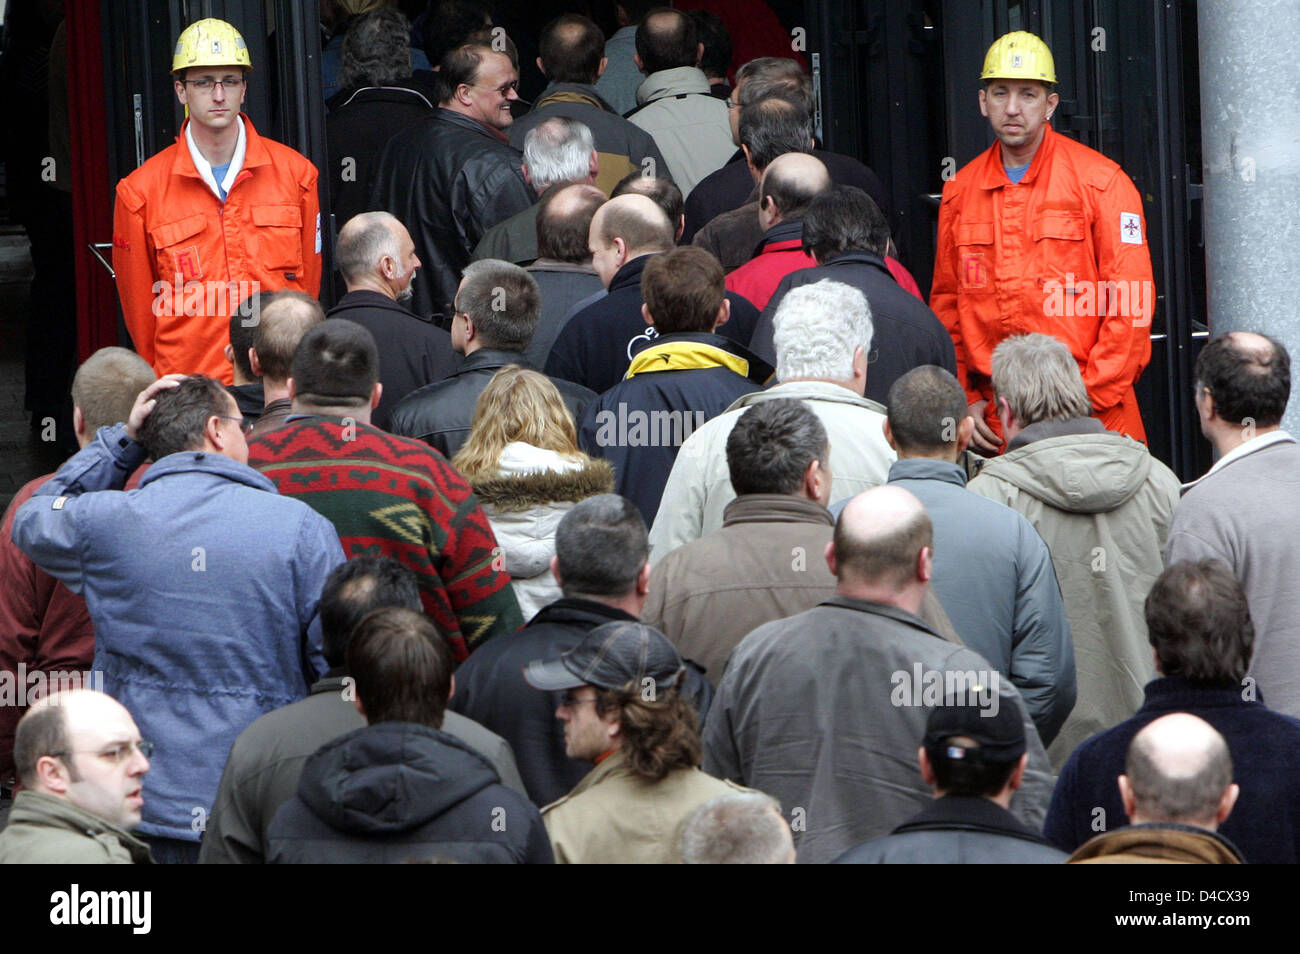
left=248, top=416, right=522, bottom=660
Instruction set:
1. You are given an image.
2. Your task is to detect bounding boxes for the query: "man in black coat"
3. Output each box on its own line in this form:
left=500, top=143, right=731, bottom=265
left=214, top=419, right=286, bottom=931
left=578, top=246, right=767, bottom=525
left=545, top=194, right=763, bottom=395
left=369, top=43, right=534, bottom=324
left=752, top=186, right=955, bottom=405
left=450, top=494, right=713, bottom=806
left=327, top=212, right=461, bottom=430
left=389, top=259, right=595, bottom=458
left=266, top=606, right=552, bottom=863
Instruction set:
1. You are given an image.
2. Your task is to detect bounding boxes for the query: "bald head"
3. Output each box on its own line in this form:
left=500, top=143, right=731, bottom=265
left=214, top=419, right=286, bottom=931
left=1196, top=330, right=1291, bottom=439
left=337, top=211, right=405, bottom=283
left=537, top=183, right=606, bottom=263
left=760, top=153, right=830, bottom=225
left=636, top=8, right=699, bottom=74
left=1121, top=713, right=1238, bottom=829
left=253, top=292, right=327, bottom=385
left=589, top=193, right=675, bottom=287
left=832, top=486, right=933, bottom=594
left=612, top=173, right=684, bottom=242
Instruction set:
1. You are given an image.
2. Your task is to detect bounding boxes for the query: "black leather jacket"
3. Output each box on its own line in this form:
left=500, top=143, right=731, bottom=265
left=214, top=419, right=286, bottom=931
left=389, top=348, right=597, bottom=459
left=369, top=108, right=534, bottom=324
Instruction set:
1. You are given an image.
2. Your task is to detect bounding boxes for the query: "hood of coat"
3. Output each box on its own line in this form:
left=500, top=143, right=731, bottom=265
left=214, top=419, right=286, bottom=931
left=979, top=431, right=1153, bottom=514
left=636, top=66, right=711, bottom=104
left=1069, top=823, right=1244, bottom=864
left=471, top=456, right=615, bottom=511
left=296, top=723, right=499, bottom=836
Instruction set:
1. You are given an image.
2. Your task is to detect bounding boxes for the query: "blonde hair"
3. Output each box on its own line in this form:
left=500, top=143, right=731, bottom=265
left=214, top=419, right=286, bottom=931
left=452, top=366, right=585, bottom=479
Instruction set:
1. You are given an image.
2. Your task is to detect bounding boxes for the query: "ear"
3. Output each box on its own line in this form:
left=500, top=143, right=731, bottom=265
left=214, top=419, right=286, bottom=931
left=612, top=236, right=628, bottom=265
left=35, top=754, right=72, bottom=794
left=853, top=344, right=867, bottom=383
left=1007, top=752, right=1028, bottom=793
left=549, top=554, right=563, bottom=587
left=741, top=144, right=756, bottom=174
left=174, top=78, right=187, bottom=107
left=883, top=418, right=897, bottom=451
left=352, top=692, right=367, bottom=720
left=456, top=83, right=474, bottom=107
left=522, top=165, right=533, bottom=189
left=462, top=313, right=477, bottom=342
left=713, top=296, right=730, bottom=330
left=224, top=343, right=235, bottom=364
left=596, top=56, right=608, bottom=79
left=448, top=673, right=457, bottom=701
left=249, top=349, right=264, bottom=378
left=996, top=395, right=1014, bottom=431
left=1118, top=774, right=1136, bottom=818
left=1217, top=783, right=1240, bottom=825
left=1046, top=90, right=1060, bottom=120
left=633, top=52, right=644, bottom=73
left=916, top=544, right=933, bottom=584
left=823, top=539, right=837, bottom=577
left=694, top=42, right=704, bottom=67
left=956, top=415, right=975, bottom=454
left=204, top=412, right=225, bottom=449
left=978, top=86, right=989, bottom=118
left=73, top=405, right=86, bottom=442
left=535, top=56, right=546, bottom=78
left=287, top=377, right=297, bottom=401
left=641, top=301, right=655, bottom=327
left=802, top=457, right=827, bottom=503
left=917, top=747, right=935, bottom=788
left=588, top=150, right=600, bottom=180
left=1152, top=646, right=1163, bottom=676
left=636, top=561, right=652, bottom=597
left=371, top=381, right=383, bottom=410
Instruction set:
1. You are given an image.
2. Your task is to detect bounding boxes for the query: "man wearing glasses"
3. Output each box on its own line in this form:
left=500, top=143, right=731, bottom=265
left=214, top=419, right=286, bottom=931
left=0, top=690, right=154, bottom=863
left=370, top=43, right=535, bottom=325
left=112, top=18, right=322, bottom=385
left=12, top=376, right=345, bottom=862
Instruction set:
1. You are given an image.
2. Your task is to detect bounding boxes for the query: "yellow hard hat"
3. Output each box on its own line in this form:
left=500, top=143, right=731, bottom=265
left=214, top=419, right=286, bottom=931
left=172, top=18, right=252, bottom=75
left=981, top=31, right=1056, bottom=84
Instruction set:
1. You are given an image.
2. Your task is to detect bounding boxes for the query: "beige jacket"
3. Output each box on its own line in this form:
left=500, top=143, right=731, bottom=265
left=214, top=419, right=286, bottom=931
left=542, top=750, right=751, bottom=864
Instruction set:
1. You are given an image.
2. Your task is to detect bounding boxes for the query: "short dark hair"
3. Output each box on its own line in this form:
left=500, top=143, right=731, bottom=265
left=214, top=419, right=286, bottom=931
left=319, top=557, right=423, bottom=668
left=254, top=291, right=326, bottom=382
left=229, top=291, right=275, bottom=380
left=457, top=260, right=541, bottom=350
left=739, top=97, right=812, bottom=171
left=290, top=318, right=379, bottom=407
left=1145, top=560, right=1254, bottom=687
left=423, top=1, right=491, bottom=68
left=539, top=14, right=605, bottom=85
left=611, top=173, right=683, bottom=237
left=887, top=366, right=970, bottom=453
left=736, top=59, right=812, bottom=112
left=340, top=7, right=413, bottom=91
left=536, top=184, right=605, bottom=263
left=137, top=375, right=231, bottom=461
left=348, top=607, right=453, bottom=728
left=1196, top=332, right=1291, bottom=429
left=833, top=504, right=932, bottom=589
left=554, top=494, right=648, bottom=598
left=642, top=246, right=724, bottom=334
left=435, top=41, right=495, bottom=103
left=726, top=399, right=828, bottom=496
left=635, top=7, right=697, bottom=74
left=689, top=9, right=732, bottom=80
left=802, top=184, right=891, bottom=261
left=926, top=739, right=1019, bottom=798
left=13, top=704, right=71, bottom=788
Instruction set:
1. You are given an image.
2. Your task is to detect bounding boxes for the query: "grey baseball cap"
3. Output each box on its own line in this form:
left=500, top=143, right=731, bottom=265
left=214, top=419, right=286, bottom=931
left=523, top=621, right=685, bottom=693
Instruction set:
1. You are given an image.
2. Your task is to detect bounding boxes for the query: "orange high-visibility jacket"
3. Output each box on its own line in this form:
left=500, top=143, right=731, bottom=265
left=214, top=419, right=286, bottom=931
left=931, top=125, right=1154, bottom=442
left=112, top=117, right=322, bottom=384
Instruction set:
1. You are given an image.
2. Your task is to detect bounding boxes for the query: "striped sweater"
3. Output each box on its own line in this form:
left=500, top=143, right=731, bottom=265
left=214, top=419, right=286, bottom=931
left=248, top=416, right=522, bottom=660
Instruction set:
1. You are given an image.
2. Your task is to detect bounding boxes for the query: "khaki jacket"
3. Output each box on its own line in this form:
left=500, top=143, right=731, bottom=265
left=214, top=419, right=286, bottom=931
left=0, top=791, right=153, bottom=864
left=1069, top=824, right=1244, bottom=864
left=542, top=750, right=750, bottom=864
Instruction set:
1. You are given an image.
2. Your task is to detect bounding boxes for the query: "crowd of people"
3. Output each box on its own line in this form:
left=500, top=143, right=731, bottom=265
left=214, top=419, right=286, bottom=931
left=0, top=4, right=1281, bottom=866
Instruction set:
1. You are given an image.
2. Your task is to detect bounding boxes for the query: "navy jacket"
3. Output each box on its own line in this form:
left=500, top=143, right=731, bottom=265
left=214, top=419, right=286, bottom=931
left=578, top=332, right=767, bottom=524
left=752, top=251, right=956, bottom=405
left=545, top=254, right=763, bottom=395
left=266, top=722, right=552, bottom=864
left=1045, top=676, right=1300, bottom=863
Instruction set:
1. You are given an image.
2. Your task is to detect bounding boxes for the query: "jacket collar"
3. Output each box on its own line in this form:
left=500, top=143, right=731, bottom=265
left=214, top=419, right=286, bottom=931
left=534, top=82, right=614, bottom=113
left=470, top=458, right=616, bottom=509
left=892, top=794, right=1048, bottom=843
left=454, top=348, right=535, bottom=376
left=172, top=115, right=271, bottom=182
left=818, top=594, right=948, bottom=641
left=729, top=380, right=886, bottom=415
left=567, top=748, right=634, bottom=797
left=626, top=333, right=751, bottom=380
left=973, top=123, right=1060, bottom=190
left=609, top=253, right=652, bottom=292
left=721, top=494, right=833, bottom=528
left=636, top=66, right=711, bottom=104
left=528, top=259, right=599, bottom=276
left=756, top=218, right=805, bottom=255
left=9, top=791, right=154, bottom=863
left=138, top=449, right=278, bottom=493
left=1005, top=416, right=1106, bottom=452
left=1138, top=675, right=1267, bottom=712
left=333, top=84, right=434, bottom=111
left=1181, top=429, right=1296, bottom=492
left=330, top=289, right=429, bottom=322
left=525, top=596, right=639, bottom=629
left=311, top=673, right=350, bottom=696
left=887, top=457, right=968, bottom=488
left=821, top=250, right=895, bottom=278
left=435, top=106, right=511, bottom=144
left=1070, top=822, right=1245, bottom=864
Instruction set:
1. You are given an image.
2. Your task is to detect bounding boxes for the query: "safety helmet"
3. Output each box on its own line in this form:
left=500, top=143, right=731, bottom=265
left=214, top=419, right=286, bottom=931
left=980, top=31, right=1056, bottom=84
left=172, top=18, right=252, bottom=75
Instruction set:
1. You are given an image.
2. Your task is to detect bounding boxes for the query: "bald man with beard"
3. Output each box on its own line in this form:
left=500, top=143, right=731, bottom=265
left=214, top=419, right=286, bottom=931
left=702, top=485, right=1054, bottom=863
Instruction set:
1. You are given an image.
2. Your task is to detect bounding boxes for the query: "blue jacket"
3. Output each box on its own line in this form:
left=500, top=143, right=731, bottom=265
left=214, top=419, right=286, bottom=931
left=887, top=458, right=1075, bottom=745
left=1045, top=676, right=1300, bottom=863
left=12, top=425, right=345, bottom=842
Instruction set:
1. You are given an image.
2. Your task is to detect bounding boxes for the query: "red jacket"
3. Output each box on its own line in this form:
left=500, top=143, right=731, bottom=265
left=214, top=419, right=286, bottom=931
left=930, top=126, right=1154, bottom=442
left=113, top=117, right=321, bottom=384
left=724, top=221, right=815, bottom=311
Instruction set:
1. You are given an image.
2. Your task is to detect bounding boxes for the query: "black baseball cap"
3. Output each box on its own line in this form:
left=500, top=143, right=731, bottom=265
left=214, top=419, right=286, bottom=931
left=923, top=700, right=1025, bottom=763
left=523, top=621, right=685, bottom=694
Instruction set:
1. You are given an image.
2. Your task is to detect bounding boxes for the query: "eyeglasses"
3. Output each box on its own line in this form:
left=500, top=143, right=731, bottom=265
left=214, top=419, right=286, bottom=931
left=472, top=80, right=519, bottom=96
left=218, top=415, right=255, bottom=435
left=559, top=691, right=599, bottom=709
left=184, top=77, right=245, bottom=91
left=52, top=740, right=155, bottom=764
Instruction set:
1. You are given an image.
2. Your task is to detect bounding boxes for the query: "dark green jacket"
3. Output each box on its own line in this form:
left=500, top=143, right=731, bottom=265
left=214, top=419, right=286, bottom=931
left=0, top=791, right=152, bottom=864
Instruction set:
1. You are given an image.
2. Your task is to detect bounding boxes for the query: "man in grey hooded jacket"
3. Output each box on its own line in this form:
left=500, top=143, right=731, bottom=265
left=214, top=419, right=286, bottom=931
left=968, top=334, right=1180, bottom=766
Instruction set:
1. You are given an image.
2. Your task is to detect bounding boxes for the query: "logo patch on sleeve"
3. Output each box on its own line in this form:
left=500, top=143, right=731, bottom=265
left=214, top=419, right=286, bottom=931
left=52, top=496, right=67, bottom=510
left=1120, top=212, right=1142, bottom=244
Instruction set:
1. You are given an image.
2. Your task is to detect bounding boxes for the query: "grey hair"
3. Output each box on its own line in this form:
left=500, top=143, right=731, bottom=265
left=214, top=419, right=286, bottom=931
left=336, top=211, right=403, bottom=284
left=680, top=792, right=793, bottom=864
left=457, top=259, right=541, bottom=350
left=523, top=117, right=596, bottom=191
left=340, top=8, right=414, bottom=91
left=773, top=280, right=874, bottom=382
left=991, top=333, right=1092, bottom=427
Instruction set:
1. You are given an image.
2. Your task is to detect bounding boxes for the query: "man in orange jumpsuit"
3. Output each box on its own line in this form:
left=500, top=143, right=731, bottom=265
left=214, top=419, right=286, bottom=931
left=112, top=18, right=321, bottom=384
left=931, top=31, right=1154, bottom=452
